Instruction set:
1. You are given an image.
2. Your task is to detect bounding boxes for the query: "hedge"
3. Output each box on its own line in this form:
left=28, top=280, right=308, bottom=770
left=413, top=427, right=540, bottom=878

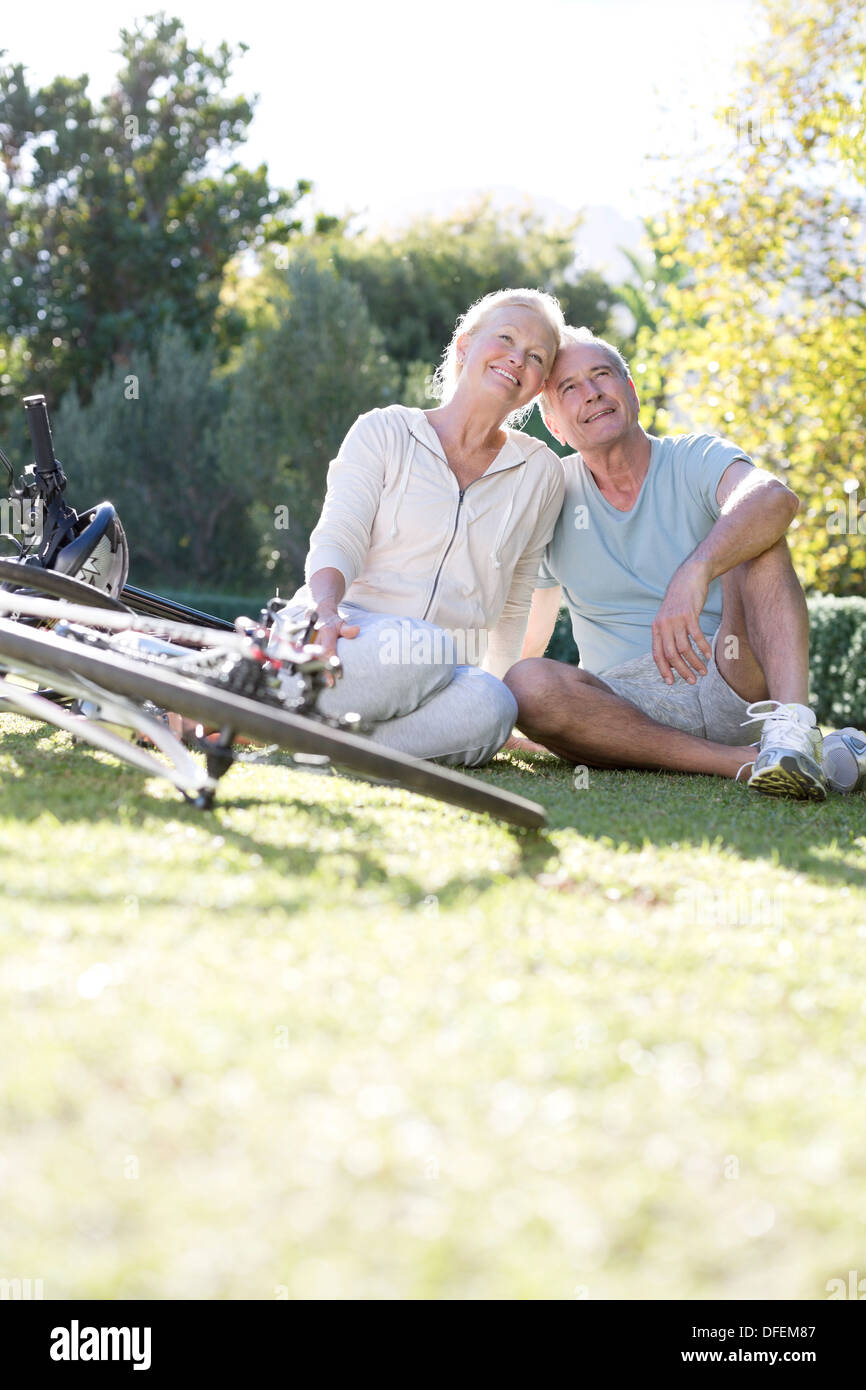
left=807, top=595, right=866, bottom=727
left=544, top=595, right=866, bottom=729
left=156, top=590, right=271, bottom=622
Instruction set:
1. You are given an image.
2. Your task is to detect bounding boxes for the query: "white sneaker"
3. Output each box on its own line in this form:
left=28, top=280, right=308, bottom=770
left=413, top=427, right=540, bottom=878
left=739, top=701, right=827, bottom=802
left=822, top=728, right=866, bottom=793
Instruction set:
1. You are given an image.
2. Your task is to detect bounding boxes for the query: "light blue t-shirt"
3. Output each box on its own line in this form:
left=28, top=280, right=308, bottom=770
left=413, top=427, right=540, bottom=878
left=538, top=433, right=752, bottom=676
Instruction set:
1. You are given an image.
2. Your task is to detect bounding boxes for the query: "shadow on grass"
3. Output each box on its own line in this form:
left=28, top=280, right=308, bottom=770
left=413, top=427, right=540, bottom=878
left=0, top=723, right=558, bottom=911
left=484, top=750, right=866, bottom=892
left=10, top=719, right=858, bottom=903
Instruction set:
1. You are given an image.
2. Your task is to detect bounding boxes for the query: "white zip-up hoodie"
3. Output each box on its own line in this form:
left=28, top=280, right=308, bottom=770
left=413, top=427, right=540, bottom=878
left=291, top=404, right=565, bottom=679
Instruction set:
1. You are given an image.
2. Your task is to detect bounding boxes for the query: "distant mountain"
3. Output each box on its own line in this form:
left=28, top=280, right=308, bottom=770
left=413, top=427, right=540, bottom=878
left=349, top=186, right=648, bottom=285
left=573, top=204, right=648, bottom=283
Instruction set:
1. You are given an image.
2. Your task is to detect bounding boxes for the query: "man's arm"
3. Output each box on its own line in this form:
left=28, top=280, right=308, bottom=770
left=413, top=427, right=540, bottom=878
left=651, top=461, right=799, bottom=685
left=482, top=462, right=565, bottom=679
left=519, top=585, right=563, bottom=660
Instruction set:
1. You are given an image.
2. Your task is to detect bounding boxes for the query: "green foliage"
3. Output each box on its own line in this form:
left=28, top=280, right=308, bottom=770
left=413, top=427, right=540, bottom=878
left=631, top=0, right=866, bottom=596
left=286, top=198, right=619, bottom=391
left=544, top=607, right=580, bottom=666
left=0, top=13, right=306, bottom=425
left=807, top=594, right=866, bottom=726
left=52, top=325, right=261, bottom=589
left=44, top=261, right=400, bottom=597
left=215, top=253, right=401, bottom=587
left=156, top=588, right=270, bottom=620
left=615, top=236, right=689, bottom=345
left=614, top=229, right=693, bottom=436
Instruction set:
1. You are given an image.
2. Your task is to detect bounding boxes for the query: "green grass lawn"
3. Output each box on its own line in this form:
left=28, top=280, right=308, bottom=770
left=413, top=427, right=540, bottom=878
left=1, top=713, right=864, bottom=1300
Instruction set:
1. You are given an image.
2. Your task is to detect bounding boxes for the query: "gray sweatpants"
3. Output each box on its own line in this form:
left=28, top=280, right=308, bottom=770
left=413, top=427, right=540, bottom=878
left=278, top=602, right=517, bottom=768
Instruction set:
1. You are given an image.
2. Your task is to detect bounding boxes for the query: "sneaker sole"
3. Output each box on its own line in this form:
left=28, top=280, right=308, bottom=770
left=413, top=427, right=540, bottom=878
left=823, top=755, right=860, bottom=793
left=749, top=756, right=827, bottom=802
left=823, top=735, right=866, bottom=793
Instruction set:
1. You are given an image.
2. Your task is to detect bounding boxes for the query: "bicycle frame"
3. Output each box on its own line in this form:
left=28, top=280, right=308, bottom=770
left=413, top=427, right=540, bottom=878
left=0, top=589, right=339, bottom=808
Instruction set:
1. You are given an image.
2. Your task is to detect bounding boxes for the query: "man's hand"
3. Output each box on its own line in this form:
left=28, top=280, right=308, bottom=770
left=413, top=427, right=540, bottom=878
left=651, top=559, right=713, bottom=685
left=649, top=461, right=797, bottom=686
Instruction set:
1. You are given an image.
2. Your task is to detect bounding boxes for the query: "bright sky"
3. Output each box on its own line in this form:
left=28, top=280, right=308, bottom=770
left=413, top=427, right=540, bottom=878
left=2, top=0, right=765, bottom=232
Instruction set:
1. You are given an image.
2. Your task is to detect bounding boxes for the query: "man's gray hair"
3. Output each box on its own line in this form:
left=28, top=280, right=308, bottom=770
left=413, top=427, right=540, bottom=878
left=540, top=326, right=631, bottom=416
left=561, top=326, right=630, bottom=376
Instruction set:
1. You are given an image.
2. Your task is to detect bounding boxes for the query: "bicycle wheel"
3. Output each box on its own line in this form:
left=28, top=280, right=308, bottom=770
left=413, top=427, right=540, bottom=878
left=0, top=618, right=546, bottom=829
left=120, top=583, right=234, bottom=631
left=0, top=556, right=131, bottom=612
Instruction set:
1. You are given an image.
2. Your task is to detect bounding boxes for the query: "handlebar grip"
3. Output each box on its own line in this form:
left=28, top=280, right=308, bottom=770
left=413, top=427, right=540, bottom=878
left=22, top=394, right=57, bottom=477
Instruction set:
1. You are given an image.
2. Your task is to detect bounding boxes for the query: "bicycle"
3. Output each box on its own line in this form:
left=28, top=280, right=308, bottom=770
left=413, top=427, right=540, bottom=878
left=0, top=395, right=547, bottom=830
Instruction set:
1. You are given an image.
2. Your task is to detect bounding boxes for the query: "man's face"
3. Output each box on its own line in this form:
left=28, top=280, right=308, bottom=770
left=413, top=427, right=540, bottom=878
left=543, top=343, right=640, bottom=453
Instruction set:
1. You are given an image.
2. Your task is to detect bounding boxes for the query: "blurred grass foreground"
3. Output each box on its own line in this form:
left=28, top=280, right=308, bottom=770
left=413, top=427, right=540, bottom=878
left=1, top=715, right=864, bottom=1300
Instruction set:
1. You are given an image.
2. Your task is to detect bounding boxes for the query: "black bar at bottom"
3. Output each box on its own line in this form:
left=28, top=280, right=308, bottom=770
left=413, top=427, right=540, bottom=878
left=7, top=1296, right=863, bottom=1376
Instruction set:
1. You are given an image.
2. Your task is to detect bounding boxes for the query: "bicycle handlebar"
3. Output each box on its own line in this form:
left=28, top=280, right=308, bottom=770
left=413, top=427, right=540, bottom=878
left=22, top=395, right=57, bottom=477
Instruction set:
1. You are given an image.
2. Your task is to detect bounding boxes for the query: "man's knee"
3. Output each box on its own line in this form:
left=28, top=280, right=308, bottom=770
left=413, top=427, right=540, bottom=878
left=504, top=657, right=557, bottom=714
left=504, top=657, right=587, bottom=732
left=732, top=536, right=802, bottom=591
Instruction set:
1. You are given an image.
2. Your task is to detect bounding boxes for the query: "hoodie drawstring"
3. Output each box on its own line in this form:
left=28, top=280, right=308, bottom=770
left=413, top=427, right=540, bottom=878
left=490, top=491, right=516, bottom=569
left=389, top=432, right=417, bottom=540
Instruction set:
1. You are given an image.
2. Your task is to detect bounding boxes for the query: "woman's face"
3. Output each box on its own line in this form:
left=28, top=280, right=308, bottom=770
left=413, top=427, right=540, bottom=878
left=457, top=305, right=558, bottom=413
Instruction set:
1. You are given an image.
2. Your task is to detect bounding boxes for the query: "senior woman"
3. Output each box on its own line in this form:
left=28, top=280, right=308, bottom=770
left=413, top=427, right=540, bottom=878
left=276, top=288, right=566, bottom=767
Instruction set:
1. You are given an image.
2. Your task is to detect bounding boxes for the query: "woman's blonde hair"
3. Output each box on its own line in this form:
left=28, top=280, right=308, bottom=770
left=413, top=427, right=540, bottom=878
left=428, top=287, right=566, bottom=427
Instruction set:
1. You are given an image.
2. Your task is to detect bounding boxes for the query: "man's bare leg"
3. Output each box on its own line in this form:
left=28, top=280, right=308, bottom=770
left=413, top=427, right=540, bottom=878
left=504, top=660, right=754, bottom=777
left=709, top=536, right=825, bottom=798
left=715, top=537, right=809, bottom=705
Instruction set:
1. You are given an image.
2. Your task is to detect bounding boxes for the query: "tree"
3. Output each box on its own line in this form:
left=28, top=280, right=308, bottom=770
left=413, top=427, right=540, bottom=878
left=215, top=252, right=401, bottom=587
left=52, top=325, right=261, bottom=589
left=613, top=228, right=693, bottom=436
left=634, top=0, right=866, bottom=595
left=0, top=12, right=308, bottom=426
left=254, top=197, right=619, bottom=391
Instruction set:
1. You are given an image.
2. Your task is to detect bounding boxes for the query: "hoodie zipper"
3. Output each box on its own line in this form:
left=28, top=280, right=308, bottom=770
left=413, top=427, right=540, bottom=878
left=422, top=486, right=467, bottom=622
left=408, top=420, right=536, bottom=624
left=421, top=468, right=519, bottom=622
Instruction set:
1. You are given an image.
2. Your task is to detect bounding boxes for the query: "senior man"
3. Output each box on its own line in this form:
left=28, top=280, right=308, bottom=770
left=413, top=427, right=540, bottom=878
left=504, top=327, right=863, bottom=800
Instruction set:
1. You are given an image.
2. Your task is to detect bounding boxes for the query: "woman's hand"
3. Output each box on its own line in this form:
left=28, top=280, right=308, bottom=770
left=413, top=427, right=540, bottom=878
left=307, top=569, right=357, bottom=671
left=312, top=610, right=360, bottom=665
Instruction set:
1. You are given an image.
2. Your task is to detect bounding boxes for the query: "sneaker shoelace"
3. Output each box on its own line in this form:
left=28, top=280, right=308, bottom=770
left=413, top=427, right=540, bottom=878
left=740, top=701, right=816, bottom=758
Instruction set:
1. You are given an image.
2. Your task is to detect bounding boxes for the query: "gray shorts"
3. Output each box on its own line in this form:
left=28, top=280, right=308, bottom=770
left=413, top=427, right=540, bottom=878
left=598, top=628, right=755, bottom=746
